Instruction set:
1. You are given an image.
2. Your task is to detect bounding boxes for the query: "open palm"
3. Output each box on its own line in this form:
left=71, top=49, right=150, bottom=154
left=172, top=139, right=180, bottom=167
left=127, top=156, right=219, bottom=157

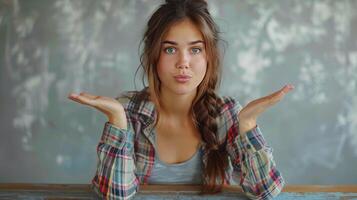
left=68, top=92, right=127, bottom=129
left=238, top=84, right=294, bottom=122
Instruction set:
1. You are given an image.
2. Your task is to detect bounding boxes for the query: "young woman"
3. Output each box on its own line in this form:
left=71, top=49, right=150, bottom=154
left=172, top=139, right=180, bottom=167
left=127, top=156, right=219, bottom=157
left=68, top=0, right=294, bottom=199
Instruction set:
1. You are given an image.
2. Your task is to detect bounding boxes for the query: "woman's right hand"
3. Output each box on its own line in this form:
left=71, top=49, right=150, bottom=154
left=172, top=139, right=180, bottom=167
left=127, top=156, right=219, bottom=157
left=67, top=92, right=127, bottom=129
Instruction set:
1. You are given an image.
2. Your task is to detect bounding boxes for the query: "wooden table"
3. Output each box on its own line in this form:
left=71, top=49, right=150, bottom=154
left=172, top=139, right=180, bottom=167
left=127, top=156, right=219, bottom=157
left=0, top=184, right=357, bottom=199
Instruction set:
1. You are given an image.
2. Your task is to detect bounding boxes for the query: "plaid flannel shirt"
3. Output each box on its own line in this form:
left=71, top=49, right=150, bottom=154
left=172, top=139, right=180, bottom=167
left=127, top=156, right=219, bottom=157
left=91, top=88, right=285, bottom=200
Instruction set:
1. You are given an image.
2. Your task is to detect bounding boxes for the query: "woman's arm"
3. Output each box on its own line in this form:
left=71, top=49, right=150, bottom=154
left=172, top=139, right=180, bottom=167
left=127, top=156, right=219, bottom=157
left=225, top=85, right=293, bottom=199
left=92, top=122, right=139, bottom=200
left=230, top=84, right=294, bottom=199
left=68, top=92, right=138, bottom=199
left=221, top=89, right=293, bottom=199
left=227, top=121, right=285, bottom=200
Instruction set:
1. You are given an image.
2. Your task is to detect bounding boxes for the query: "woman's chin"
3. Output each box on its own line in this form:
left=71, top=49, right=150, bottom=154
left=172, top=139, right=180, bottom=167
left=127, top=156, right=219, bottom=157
left=170, top=85, right=197, bottom=96
left=159, top=82, right=199, bottom=96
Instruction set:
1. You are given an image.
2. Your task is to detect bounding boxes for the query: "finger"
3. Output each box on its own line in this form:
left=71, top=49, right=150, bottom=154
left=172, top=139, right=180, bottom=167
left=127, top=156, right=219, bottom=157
left=260, top=84, right=294, bottom=106
left=269, top=84, right=294, bottom=99
left=280, top=84, right=294, bottom=94
left=68, top=93, right=81, bottom=102
left=79, top=92, right=99, bottom=100
left=68, top=93, right=96, bottom=106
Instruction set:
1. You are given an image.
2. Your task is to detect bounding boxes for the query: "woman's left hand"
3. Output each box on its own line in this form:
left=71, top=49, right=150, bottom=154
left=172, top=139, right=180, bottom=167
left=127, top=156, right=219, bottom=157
left=238, top=84, right=294, bottom=134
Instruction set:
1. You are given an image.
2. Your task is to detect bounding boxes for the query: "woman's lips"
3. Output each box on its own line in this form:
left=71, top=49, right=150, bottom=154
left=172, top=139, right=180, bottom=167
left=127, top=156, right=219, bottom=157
left=174, top=75, right=192, bottom=83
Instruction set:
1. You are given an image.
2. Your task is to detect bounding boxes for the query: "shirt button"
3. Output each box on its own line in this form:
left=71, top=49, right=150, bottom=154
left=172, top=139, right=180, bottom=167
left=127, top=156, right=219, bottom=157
left=246, top=144, right=251, bottom=149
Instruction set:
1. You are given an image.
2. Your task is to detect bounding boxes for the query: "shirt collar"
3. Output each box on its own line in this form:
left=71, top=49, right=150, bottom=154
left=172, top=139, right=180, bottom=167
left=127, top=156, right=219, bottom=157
left=128, top=87, right=157, bottom=129
left=126, top=87, right=157, bottom=144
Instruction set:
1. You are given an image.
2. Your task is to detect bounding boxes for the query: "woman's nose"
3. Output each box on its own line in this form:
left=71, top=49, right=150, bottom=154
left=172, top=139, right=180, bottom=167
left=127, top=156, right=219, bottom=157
left=176, top=51, right=190, bottom=69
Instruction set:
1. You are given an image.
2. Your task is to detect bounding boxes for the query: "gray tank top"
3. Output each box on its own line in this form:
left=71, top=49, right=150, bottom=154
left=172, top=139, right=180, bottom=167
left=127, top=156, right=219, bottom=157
left=147, top=129, right=203, bottom=184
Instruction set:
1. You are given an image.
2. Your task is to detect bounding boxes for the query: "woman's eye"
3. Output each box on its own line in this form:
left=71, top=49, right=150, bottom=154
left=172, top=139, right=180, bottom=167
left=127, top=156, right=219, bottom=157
left=164, top=47, right=176, bottom=54
left=191, top=48, right=202, bottom=54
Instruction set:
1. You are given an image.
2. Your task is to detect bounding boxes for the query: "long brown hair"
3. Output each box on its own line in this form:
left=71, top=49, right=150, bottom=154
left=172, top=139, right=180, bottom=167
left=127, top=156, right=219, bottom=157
left=137, top=0, right=228, bottom=193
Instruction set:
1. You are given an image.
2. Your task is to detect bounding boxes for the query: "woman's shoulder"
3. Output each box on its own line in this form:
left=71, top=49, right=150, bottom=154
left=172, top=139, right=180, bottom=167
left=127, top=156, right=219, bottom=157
left=217, top=95, right=243, bottom=115
left=115, top=91, right=136, bottom=105
left=115, top=87, right=151, bottom=114
left=215, top=95, right=246, bottom=139
left=116, top=87, right=148, bottom=102
left=215, top=95, right=243, bottom=141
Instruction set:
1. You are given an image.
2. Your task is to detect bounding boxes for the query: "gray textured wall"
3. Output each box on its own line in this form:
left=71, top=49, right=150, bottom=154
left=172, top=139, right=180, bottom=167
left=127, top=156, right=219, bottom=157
left=0, top=0, right=356, bottom=184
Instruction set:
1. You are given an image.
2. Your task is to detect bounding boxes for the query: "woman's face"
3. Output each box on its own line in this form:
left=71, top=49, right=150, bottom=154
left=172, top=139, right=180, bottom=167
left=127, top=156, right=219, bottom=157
left=156, top=18, right=207, bottom=96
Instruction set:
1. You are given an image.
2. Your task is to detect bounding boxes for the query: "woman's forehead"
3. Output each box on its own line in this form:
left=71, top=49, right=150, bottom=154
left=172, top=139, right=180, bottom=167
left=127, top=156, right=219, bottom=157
left=162, top=19, right=204, bottom=44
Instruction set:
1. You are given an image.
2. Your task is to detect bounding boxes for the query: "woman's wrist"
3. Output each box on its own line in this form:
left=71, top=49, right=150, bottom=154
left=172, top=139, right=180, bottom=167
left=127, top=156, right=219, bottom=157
left=239, top=119, right=257, bottom=135
left=108, top=112, right=127, bottom=130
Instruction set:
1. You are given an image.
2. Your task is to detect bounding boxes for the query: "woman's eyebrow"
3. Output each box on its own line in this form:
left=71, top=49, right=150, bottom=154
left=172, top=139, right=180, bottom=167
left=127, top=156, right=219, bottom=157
left=162, top=40, right=205, bottom=45
left=189, top=40, right=205, bottom=45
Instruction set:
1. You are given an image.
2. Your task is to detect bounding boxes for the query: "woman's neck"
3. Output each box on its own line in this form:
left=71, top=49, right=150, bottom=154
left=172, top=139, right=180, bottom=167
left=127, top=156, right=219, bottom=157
left=157, top=87, right=196, bottom=121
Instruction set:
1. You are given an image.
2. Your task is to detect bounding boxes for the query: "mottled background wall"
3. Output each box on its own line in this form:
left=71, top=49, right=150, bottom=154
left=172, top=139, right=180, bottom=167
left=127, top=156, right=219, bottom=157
left=0, top=0, right=356, bottom=184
